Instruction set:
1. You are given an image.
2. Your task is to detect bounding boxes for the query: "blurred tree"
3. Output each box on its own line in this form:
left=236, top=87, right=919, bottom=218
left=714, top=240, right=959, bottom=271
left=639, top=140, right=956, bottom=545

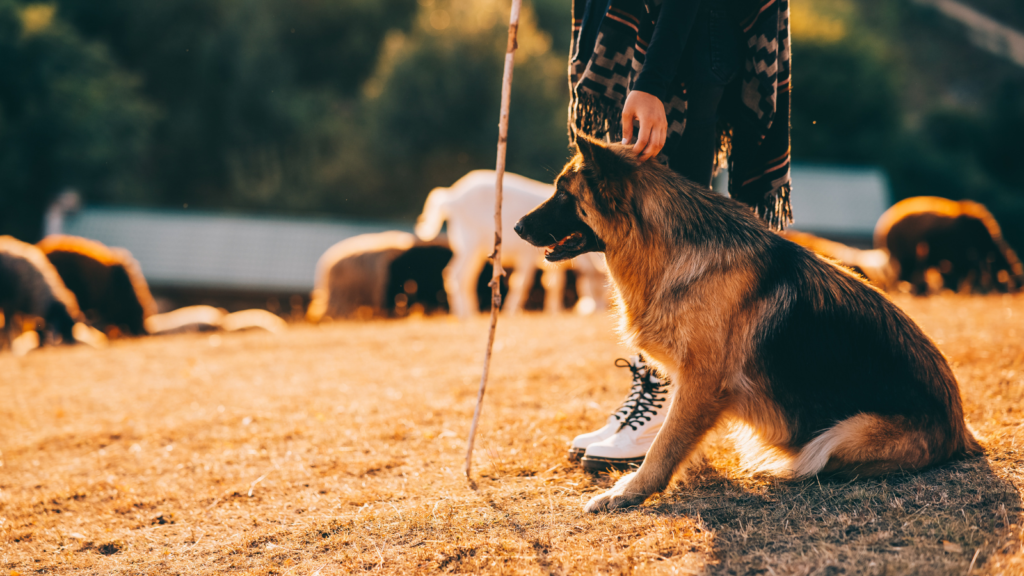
left=791, top=0, right=1024, bottom=251
left=352, top=0, right=570, bottom=217
left=789, top=0, right=903, bottom=165
left=982, top=79, right=1024, bottom=191
left=886, top=79, right=1024, bottom=249
left=52, top=0, right=420, bottom=212
left=0, top=0, right=1016, bottom=253
left=791, top=40, right=902, bottom=165
left=270, top=0, right=419, bottom=96
left=527, top=0, right=571, bottom=53
left=0, top=0, right=155, bottom=241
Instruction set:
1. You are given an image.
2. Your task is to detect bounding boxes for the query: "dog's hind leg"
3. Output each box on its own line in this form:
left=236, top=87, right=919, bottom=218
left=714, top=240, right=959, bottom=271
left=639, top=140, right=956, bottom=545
left=788, top=414, right=954, bottom=479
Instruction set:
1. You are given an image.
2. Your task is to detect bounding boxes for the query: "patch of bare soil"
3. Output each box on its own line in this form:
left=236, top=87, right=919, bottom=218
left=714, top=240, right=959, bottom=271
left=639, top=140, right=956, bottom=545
left=1, top=295, right=1023, bottom=575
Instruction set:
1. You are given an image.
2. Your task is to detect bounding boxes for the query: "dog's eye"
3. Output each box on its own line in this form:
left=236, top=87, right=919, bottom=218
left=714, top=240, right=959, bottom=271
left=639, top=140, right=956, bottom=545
left=579, top=206, right=587, bottom=217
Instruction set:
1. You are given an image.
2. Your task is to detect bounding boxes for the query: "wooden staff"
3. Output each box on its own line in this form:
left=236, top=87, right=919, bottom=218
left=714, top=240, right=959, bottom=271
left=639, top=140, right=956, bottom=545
left=465, top=0, right=523, bottom=478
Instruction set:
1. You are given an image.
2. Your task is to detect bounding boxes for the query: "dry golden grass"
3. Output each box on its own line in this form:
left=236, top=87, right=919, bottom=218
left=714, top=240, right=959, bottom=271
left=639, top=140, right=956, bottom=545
left=3, top=294, right=1024, bottom=575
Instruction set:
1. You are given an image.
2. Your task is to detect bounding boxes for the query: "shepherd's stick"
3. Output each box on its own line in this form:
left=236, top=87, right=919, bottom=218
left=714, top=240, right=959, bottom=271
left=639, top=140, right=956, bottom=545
left=465, top=0, right=523, bottom=479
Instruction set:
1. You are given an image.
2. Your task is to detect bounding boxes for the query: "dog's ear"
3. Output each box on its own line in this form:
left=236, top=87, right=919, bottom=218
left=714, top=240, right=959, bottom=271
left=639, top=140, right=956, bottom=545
left=573, top=135, right=635, bottom=182
left=573, top=134, right=635, bottom=214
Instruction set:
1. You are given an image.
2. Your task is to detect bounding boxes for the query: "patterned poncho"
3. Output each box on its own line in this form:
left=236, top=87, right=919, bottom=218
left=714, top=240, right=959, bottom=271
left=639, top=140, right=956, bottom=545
left=569, top=0, right=793, bottom=230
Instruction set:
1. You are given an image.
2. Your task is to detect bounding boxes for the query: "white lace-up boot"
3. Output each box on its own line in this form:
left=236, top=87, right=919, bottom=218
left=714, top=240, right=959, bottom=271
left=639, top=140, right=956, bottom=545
left=568, top=356, right=660, bottom=461
left=581, top=367, right=671, bottom=472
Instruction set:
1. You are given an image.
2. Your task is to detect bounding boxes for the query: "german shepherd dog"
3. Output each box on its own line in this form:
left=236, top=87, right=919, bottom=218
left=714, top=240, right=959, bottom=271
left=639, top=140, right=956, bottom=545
left=514, top=136, right=982, bottom=513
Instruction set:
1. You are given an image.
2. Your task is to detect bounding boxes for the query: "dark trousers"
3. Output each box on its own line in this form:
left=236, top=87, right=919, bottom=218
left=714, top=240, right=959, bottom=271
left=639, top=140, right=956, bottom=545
left=665, top=7, right=743, bottom=188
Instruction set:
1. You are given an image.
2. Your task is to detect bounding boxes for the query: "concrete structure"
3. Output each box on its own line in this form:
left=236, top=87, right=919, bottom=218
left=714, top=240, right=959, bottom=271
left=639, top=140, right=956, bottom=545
left=63, top=208, right=404, bottom=292
left=61, top=208, right=405, bottom=311
left=715, top=164, right=891, bottom=246
left=788, top=164, right=892, bottom=246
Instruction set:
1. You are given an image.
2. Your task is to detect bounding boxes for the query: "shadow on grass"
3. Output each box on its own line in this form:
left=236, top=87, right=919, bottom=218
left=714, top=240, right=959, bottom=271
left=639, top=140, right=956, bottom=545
left=633, top=456, right=1022, bottom=574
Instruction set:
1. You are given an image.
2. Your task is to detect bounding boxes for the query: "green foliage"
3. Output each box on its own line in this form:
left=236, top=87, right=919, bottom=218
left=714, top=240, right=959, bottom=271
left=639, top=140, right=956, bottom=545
left=354, top=0, right=569, bottom=216
left=791, top=0, right=1024, bottom=250
left=886, top=80, right=1024, bottom=249
left=0, top=0, right=156, bottom=241
left=50, top=0, right=421, bottom=213
left=528, top=0, right=571, bottom=53
left=791, top=38, right=902, bottom=165
left=1, top=0, right=1021, bottom=251
left=271, top=0, right=420, bottom=96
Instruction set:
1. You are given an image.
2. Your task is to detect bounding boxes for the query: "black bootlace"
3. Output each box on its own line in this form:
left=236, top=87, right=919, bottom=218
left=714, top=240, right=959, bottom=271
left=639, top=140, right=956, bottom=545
left=610, top=356, right=649, bottom=422
left=617, top=358, right=669, bottom=432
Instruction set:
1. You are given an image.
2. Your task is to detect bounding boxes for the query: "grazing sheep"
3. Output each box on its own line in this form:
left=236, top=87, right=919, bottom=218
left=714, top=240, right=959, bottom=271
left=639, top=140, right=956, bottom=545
left=415, top=170, right=607, bottom=319
left=0, top=235, right=80, bottom=347
left=143, top=305, right=287, bottom=335
left=385, top=241, right=457, bottom=317
left=780, top=230, right=896, bottom=290
left=37, top=235, right=157, bottom=336
left=221, top=309, right=288, bottom=334
left=874, top=197, right=1024, bottom=294
left=144, top=305, right=225, bottom=335
left=307, top=231, right=449, bottom=322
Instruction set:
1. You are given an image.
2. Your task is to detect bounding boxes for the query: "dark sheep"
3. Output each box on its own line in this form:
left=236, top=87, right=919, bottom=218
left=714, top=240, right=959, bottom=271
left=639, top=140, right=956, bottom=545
left=0, top=235, right=80, bottom=346
left=307, top=231, right=452, bottom=321
left=37, top=235, right=157, bottom=336
left=874, top=197, right=1024, bottom=294
left=385, top=244, right=454, bottom=316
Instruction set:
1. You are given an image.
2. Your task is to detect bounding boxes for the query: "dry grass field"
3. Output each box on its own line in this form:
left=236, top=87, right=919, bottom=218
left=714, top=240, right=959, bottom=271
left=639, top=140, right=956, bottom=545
left=3, top=294, right=1024, bottom=575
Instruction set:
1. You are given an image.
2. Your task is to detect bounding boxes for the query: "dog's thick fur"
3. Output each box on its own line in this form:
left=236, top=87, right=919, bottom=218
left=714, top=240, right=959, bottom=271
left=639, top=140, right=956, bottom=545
left=515, top=137, right=982, bottom=513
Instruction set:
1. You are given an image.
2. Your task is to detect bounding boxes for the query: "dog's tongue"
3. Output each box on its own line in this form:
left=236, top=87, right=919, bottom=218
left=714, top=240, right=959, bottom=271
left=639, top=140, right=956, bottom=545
left=558, top=232, right=583, bottom=247
left=546, top=231, right=584, bottom=256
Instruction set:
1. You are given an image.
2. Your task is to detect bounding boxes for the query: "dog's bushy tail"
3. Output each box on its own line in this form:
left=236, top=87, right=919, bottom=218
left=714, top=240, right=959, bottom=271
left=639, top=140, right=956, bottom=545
left=415, top=187, right=449, bottom=241
left=787, top=413, right=981, bottom=479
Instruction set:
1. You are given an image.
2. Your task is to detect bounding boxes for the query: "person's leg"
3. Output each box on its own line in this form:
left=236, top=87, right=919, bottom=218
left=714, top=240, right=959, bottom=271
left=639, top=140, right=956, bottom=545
left=667, top=83, right=725, bottom=187
left=667, top=7, right=743, bottom=187
left=573, top=8, right=744, bottom=471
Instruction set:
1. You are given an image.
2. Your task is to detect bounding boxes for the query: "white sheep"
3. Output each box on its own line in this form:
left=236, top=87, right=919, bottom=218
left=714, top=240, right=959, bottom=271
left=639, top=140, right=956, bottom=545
left=415, top=170, right=607, bottom=319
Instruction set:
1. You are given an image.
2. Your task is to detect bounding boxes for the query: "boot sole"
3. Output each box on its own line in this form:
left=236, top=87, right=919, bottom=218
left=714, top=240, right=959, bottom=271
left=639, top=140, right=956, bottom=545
left=581, top=455, right=645, bottom=472
left=568, top=448, right=586, bottom=462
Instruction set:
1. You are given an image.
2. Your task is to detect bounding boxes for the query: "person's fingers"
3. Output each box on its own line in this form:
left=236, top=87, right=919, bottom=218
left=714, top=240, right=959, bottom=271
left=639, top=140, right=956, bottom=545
left=621, top=107, right=636, bottom=145
left=632, top=120, right=652, bottom=157
left=650, top=127, right=667, bottom=160
left=639, top=126, right=663, bottom=161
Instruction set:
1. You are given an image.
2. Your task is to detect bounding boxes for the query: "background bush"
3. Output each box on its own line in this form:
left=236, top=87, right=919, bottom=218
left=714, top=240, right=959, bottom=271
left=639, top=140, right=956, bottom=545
left=1, top=0, right=1022, bottom=248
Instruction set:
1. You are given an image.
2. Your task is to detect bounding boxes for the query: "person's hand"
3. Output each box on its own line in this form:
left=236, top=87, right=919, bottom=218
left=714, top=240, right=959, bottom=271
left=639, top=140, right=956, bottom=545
left=621, top=90, right=667, bottom=162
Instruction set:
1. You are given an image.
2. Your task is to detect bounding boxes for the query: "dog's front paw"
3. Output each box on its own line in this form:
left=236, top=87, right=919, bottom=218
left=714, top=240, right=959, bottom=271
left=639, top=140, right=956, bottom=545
left=583, top=473, right=648, bottom=513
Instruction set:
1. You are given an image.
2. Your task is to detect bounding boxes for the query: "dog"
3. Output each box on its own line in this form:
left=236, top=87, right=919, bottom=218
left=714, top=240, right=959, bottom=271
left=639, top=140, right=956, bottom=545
left=416, top=170, right=607, bottom=319
left=874, top=196, right=1024, bottom=294
left=514, top=136, right=982, bottom=513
